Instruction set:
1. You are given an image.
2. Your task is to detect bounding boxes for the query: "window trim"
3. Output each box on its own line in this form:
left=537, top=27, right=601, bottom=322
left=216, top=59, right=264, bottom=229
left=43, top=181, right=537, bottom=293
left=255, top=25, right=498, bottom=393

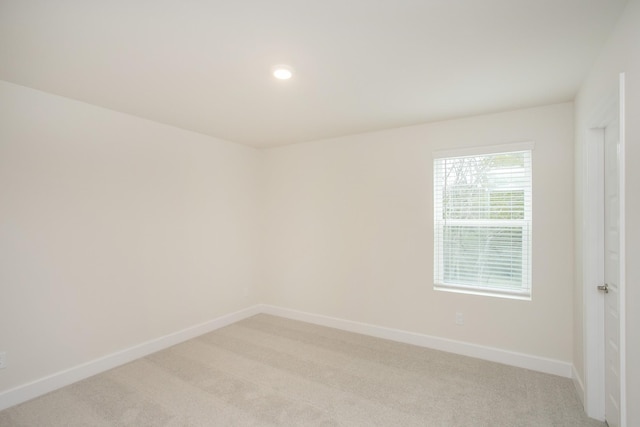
left=433, top=142, right=534, bottom=300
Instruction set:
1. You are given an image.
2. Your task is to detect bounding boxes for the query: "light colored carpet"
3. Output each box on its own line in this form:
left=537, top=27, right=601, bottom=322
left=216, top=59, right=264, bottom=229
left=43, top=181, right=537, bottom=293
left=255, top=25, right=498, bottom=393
left=0, top=314, right=604, bottom=426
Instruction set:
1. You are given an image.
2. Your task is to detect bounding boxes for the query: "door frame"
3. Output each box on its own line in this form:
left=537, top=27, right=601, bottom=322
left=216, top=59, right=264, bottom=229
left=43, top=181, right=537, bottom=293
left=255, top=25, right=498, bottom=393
left=582, top=72, right=626, bottom=425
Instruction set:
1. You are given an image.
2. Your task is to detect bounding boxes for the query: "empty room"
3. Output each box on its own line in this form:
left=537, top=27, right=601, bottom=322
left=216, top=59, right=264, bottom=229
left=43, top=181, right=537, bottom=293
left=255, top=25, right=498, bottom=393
left=1, top=1, right=639, bottom=426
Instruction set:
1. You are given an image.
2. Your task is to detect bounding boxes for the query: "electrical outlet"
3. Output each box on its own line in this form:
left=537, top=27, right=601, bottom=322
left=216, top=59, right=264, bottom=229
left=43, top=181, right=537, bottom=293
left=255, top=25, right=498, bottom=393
left=0, top=352, right=7, bottom=369
left=455, top=312, right=464, bottom=325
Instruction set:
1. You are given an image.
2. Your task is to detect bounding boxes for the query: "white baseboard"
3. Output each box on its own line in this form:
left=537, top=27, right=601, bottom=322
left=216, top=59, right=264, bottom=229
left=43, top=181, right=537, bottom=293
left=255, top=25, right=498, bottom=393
left=572, top=365, right=585, bottom=408
left=0, top=305, right=262, bottom=412
left=1, top=303, right=574, bottom=412
left=260, top=304, right=573, bottom=378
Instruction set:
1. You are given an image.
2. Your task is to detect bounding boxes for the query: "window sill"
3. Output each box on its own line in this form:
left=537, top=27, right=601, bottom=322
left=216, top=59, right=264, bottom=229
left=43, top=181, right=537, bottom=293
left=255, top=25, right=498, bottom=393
left=434, top=284, right=531, bottom=301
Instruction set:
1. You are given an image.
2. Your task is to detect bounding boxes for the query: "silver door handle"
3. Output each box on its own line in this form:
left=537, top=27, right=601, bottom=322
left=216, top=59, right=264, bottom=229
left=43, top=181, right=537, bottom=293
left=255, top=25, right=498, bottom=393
left=597, top=284, right=609, bottom=293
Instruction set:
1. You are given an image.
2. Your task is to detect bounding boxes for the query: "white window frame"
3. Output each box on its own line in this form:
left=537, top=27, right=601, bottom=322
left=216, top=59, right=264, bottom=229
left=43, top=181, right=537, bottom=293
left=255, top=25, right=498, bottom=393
left=433, top=142, right=534, bottom=300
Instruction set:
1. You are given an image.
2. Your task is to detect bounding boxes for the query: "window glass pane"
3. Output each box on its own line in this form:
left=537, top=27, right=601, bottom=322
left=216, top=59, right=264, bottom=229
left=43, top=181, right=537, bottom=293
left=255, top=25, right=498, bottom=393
left=441, top=152, right=528, bottom=221
left=443, top=225, right=523, bottom=288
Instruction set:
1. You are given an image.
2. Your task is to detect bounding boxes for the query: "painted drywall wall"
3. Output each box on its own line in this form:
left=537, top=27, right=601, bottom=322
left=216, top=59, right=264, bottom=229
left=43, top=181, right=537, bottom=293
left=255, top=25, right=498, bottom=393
left=0, top=81, right=260, bottom=394
left=262, top=103, right=575, bottom=362
left=574, top=0, right=640, bottom=423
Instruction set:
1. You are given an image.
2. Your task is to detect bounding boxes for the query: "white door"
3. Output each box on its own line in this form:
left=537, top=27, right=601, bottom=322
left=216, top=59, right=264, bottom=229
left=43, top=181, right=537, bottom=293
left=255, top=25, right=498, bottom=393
left=603, top=120, right=621, bottom=427
left=584, top=74, right=626, bottom=423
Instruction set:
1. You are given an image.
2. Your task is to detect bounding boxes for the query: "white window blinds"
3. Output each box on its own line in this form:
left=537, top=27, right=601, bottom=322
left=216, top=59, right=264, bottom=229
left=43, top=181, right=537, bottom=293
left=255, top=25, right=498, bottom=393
left=433, top=144, right=533, bottom=299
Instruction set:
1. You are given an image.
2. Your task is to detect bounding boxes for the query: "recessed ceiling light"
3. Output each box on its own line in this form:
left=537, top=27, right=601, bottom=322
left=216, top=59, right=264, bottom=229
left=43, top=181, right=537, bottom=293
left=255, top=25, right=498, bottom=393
left=272, top=65, right=293, bottom=80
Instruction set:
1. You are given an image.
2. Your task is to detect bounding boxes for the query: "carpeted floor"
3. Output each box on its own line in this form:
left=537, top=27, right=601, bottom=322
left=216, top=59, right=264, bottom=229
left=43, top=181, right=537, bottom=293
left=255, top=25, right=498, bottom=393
left=0, top=314, right=604, bottom=426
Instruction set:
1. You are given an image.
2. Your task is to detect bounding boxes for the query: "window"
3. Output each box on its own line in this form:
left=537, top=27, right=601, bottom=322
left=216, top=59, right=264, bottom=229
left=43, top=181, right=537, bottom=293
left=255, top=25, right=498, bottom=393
left=433, top=143, right=533, bottom=299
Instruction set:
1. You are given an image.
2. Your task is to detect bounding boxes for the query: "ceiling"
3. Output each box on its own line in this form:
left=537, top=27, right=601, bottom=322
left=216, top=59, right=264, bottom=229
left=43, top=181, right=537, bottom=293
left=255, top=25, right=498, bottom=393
left=0, top=1, right=628, bottom=148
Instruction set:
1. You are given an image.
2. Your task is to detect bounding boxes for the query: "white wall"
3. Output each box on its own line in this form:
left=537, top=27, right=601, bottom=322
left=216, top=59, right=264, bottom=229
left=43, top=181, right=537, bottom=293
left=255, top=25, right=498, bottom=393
left=574, top=0, right=640, bottom=424
left=0, top=81, right=260, bottom=394
left=262, top=103, right=575, bottom=362
left=0, top=81, right=578, bottom=405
